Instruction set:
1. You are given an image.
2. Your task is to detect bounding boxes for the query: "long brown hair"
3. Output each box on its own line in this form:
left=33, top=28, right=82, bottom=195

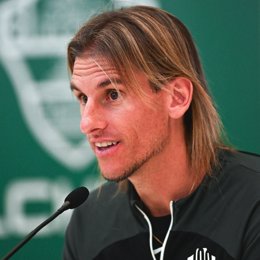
left=68, top=5, right=227, bottom=177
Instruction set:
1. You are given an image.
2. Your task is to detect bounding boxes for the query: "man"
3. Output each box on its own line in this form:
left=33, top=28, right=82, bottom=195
left=63, top=5, right=260, bottom=260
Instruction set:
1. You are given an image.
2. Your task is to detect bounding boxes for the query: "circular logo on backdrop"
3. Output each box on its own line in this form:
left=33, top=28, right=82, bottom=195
left=0, top=0, right=160, bottom=171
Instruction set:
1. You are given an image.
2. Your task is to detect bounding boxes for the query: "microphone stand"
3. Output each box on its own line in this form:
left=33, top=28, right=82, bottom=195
left=1, top=201, right=70, bottom=260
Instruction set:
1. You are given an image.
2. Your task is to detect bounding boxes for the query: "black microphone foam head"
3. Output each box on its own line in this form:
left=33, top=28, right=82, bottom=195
left=65, top=186, right=89, bottom=209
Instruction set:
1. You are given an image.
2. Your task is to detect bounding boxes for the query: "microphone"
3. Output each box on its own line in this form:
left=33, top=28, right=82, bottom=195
left=1, top=186, right=89, bottom=260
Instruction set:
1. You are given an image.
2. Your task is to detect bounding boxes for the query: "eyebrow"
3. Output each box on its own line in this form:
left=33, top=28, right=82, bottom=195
left=70, top=77, right=122, bottom=91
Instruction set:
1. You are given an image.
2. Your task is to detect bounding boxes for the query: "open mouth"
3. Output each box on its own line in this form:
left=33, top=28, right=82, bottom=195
left=95, top=141, right=119, bottom=151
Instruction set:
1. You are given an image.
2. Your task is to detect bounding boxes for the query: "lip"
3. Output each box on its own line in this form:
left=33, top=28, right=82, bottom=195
left=94, top=141, right=120, bottom=158
left=88, top=138, right=121, bottom=158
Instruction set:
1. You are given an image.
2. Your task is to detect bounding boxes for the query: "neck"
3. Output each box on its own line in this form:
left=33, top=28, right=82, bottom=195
left=130, top=159, right=198, bottom=217
left=129, top=128, right=204, bottom=217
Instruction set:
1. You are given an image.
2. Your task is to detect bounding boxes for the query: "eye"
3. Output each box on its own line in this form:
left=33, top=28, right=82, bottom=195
left=79, top=94, right=88, bottom=105
left=107, top=89, right=119, bottom=101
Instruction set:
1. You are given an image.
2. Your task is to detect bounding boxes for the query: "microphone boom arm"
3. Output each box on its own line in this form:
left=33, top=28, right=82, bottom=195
left=1, top=186, right=89, bottom=260
left=1, top=201, right=70, bottom=260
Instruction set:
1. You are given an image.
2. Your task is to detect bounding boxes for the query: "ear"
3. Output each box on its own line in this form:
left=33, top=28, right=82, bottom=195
left=167, top=77, right=193, bottom=119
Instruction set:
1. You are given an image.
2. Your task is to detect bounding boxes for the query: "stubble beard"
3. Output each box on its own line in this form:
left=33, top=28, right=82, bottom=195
left=100, top=134, right=169, bottom=183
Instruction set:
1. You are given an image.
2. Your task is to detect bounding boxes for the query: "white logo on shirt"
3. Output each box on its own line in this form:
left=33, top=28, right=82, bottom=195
left=187, top=248, right=216, bottom=260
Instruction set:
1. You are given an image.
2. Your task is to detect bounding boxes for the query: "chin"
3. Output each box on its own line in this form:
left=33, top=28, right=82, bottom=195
left=101, top=168, right=135, bottom=183
left=102, top=173, right=127, bottom=182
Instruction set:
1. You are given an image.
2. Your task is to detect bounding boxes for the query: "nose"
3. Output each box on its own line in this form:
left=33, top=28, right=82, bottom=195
left=80, top=101, right=108, bottom=135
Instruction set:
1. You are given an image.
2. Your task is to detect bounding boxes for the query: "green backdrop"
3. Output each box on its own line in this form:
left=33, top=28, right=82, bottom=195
left=0, top=0, right=259, bottom=259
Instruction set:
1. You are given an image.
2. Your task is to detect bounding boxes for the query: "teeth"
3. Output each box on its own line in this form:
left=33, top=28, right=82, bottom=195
left=95, top=141, right=117, bottom=148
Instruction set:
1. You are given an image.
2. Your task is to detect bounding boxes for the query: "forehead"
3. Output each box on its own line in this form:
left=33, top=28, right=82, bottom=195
left=70, top=54, right=152, bottom=100
left=72, top=55, right=119, bottom=82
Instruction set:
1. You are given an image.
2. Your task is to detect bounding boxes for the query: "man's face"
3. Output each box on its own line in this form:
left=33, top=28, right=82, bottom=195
left=71, top=55, right=171, bottom=181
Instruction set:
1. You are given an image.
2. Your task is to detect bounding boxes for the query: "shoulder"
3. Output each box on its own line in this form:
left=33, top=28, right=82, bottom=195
left=217, top=149, right=260, bottom=201
left=222, top=150, right=260, bottom=179
left=64, top=181, right=138, bottom=259
left=71, top=181, right=131, bottom=223
left=229, top=150, right=260, bottom=171
left=87, top=181, right=120, bottom=205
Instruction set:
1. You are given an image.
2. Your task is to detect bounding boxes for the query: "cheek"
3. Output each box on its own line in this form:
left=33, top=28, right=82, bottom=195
left=130, top=108, right=169, bottom=144
left=113, top=96, right=169, bottom=142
